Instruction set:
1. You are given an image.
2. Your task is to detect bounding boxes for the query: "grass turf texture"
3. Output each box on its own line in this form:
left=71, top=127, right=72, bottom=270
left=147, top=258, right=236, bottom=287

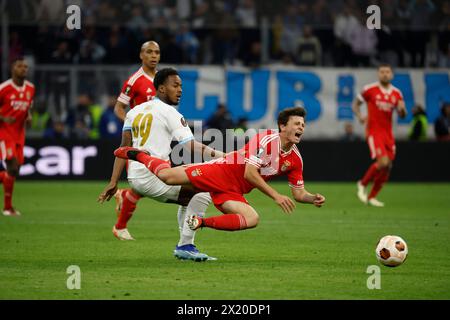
left=0, top=181, right=449, bottom=300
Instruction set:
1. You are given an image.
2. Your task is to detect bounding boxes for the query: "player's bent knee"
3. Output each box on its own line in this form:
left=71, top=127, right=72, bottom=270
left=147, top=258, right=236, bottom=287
left=245, top=213, right=260, bottom=228
left=377, top=158, right=390, bottom=169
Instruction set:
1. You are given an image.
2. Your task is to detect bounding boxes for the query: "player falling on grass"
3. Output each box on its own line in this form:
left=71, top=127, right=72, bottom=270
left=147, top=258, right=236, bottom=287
left=114, top=107, right=325, bottom=232
left=98, top=68, right=223, bottom=261
left=110, top=41, right=205, bottom=253
left=0, top=58, right=35, bottom=216
left=353, top=63, right=407, bottom=207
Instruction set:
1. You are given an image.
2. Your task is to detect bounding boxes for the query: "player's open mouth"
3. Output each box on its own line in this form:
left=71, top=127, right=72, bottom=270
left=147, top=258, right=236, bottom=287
left=295, top=132, right=302, bottom=138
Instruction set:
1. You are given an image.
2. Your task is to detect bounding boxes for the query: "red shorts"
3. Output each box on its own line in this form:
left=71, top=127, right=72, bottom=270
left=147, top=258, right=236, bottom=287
left=0, top=139, right=24, bottom=164
left=366, top=133, right=395, bottom=161
left=184, top=163, right=249, bottom=213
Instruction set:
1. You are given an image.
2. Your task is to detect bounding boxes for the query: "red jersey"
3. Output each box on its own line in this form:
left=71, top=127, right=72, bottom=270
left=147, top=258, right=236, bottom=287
left=117, top=67, right=156, bottom=108
left=213, top=130, right=304, bottom=194
left=0, top=79, right=35, bottom=144
left=357, top=82, right=403, bottom=138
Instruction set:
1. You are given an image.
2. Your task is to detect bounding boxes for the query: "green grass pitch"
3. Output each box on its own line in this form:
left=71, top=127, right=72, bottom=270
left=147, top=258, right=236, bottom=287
left=0, top=181, right=449, bottom=300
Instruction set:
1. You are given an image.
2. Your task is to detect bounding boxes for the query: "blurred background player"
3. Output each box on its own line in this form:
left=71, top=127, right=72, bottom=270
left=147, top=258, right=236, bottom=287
left=434, top=102, right=450, bottom=142
left=113, top=41, right=160, bottom=220
left=353, top=64, right=407, bottom=207
left=114, top=107, right=325, bottom=234
left=408, top=104, right=428, bottom=141
left=0, top=58, right=35, bottom=216
left=114, top=41, right=159, bottom=121
left=99, top=68, right=224, bottom=261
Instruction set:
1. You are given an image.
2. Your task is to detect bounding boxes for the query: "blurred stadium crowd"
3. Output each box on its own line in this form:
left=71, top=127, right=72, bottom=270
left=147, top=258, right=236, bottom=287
left=3, top=0, right=450, bottom=67
left=1, top=0, right=450, bottom=142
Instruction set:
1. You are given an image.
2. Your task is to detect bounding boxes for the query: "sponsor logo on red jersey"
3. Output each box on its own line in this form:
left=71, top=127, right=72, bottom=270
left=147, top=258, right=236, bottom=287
left=191, top=168, right=203, bottom=177
left=281, top=160, right=291, bottom=172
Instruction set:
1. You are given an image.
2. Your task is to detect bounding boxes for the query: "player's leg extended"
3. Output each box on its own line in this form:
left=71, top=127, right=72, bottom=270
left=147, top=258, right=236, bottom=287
left=178, top=192, right=211, bottom=246
left=360, top=135, right=382, bottom=186
left=188, top=200, right=259, bottom=231
left=2, top=157, right=20, bottom=216
left=131, top=178, right=212, bottom=261
left=358, top=135, right=383, bottom=203
left=114, top=146, right=191, bottom=185
left=367, top=155, right=392, bottom=206
left=174, top=192, right=215, bottom=262
left=0, top=140, right=6, bottom=183
left=112, top=188, right=142, bottom=240
left=114, top=188, right=131, bottom=217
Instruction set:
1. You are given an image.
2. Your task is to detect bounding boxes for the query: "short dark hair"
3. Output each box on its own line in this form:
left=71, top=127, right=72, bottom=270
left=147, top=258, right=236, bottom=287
left=11, top=57, right=25, bottom=66
left=378, top=63, right=392, bottom=70
left=153, top=67, right=179, bottom=90
left=277, top=107, right=306, bottom=129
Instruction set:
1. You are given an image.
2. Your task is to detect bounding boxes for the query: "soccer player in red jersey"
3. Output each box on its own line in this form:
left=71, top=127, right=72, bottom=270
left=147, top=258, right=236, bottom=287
left=353, top=64, right=407, bottom=207
left=114, top=107, right=325, bottom=232
left=0, top=58, right=35, bottom=216
left=111, top=41, right=160, bottom=235
left=114, top=41, right=160, bottom=120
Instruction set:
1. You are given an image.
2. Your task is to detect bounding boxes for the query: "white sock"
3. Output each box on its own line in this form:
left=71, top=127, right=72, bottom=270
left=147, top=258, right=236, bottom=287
left=178, top=192, right=211, bottom=246
left=177, top=205, right=187, bottom=237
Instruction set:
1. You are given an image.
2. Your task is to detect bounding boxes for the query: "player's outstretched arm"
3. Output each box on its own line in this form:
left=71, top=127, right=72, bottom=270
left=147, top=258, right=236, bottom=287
left=26, top=108, right=33, bottom=128
left=291, top=188, right=325, bottom=208
left=244, top=163, right=296, bottom=214
left=114, top=100, right=128, bottom=122
left=97, top=131, right=131, bottom=203
left=352, top=98, right=366, bottom=124
left=397, top=100, right=407, bottom=119
left=186, top=139, right=225, bottom=160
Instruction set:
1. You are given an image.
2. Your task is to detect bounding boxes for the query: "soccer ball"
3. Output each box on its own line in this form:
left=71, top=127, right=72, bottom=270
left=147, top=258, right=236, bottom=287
left=375, top=235, right=408, bottom=267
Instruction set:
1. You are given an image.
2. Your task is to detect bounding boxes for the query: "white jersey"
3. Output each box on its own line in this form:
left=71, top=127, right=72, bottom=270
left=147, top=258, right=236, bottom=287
left=123, top=97, right=194, bottom=179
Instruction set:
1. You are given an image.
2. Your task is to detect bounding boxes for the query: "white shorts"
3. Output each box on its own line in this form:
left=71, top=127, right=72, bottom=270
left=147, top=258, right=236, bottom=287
left=128, top=170, right=181, bottom=203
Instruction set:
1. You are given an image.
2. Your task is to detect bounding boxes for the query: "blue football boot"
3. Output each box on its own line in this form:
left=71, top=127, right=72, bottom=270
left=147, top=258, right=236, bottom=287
left=173, top=244, right=216, bottom=262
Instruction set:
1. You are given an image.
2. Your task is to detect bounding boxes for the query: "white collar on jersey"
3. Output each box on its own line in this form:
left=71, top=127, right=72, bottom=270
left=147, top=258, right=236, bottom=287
left=139, top=67, right=155, bottom=82
left=8, top=79, right=26, bottom=92
left=377, top=82, right=393, bottom=95
left=279, top=136, right=295, bottom=155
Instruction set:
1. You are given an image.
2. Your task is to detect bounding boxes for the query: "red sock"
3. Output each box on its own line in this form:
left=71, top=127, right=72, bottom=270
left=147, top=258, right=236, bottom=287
left=368, top=169, right=390, bottom=199
left=136, top=153, right=170, bottom=175
left=361, top=163, right=380, bottom=186
left=3, top=173, right=15, bottom=210
left=201, top=214, right=248, bottom=231
left=115, top=189, right=141, bottom=229
left=0, top=171, right=5, bottom=183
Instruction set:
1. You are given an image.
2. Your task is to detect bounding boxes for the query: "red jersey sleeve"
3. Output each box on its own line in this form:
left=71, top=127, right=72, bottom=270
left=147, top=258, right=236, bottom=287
left=394, top=89, right=404, bottom=107
left=0, top=84, right=7, bottom=106
left=357, top=86, right=372, bottom=103
left=117, top=78, right=136, bottom=106
left=287, top=152, right=304, bottom=189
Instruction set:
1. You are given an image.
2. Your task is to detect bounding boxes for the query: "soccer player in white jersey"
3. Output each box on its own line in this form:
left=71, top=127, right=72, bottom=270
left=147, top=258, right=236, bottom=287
left=98, top=68, right=224, bottom=261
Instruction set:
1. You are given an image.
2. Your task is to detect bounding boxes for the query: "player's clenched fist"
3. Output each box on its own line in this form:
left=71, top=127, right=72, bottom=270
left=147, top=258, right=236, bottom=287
left=313, top=193, right=325, bottom=207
